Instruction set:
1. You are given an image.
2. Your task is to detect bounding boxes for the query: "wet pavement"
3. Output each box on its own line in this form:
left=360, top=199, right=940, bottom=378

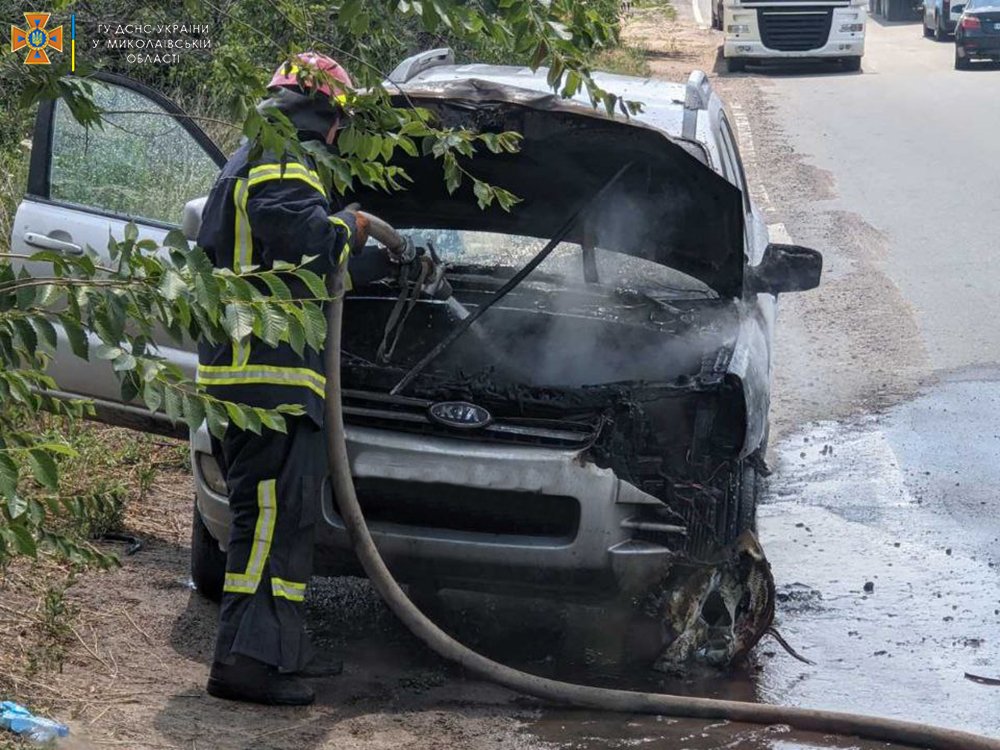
left=520, top=371, right=1000, bottom=748
left=759, top=371, right=1000, bottom=737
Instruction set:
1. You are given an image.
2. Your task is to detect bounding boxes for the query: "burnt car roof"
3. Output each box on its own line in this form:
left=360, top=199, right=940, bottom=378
left=352, top=72, right=746, bottom=298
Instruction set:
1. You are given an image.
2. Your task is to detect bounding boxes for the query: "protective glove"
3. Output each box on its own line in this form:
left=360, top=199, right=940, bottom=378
left=345, top=209, right=370, bottom=251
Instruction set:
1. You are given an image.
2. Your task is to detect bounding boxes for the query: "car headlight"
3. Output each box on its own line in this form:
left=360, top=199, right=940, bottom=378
left=197, top=452, right=228, bottom=495
left=728, top=23, right=751, bottom=33
left=840, top=22, right=865, bottom=31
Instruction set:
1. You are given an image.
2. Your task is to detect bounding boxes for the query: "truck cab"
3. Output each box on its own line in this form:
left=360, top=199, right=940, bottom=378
left=715, top=0, right=867, bottom=71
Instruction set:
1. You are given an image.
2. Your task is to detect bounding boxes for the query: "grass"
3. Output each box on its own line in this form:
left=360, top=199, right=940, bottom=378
left=592, top=0, right=679, bottom=78
left=0, top=420, right=187, bottom=701
left=637, top=0, right=678, bottom=19
left=594, top=45, right=654, bottom=77
left=47, top=418, right=188, bottom=539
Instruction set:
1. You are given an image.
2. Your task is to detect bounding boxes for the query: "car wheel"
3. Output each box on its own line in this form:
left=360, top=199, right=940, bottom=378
left=923, top=17, right=934, bottom=35
left=191, top=504, right=226, bottom=603
left=717, top=460, right=760, bottom=543
left=955, top=48, right=971, bottom=68
left=727, top=56, right=747, bottom=72
left=935, top=15, right=947, bottom=40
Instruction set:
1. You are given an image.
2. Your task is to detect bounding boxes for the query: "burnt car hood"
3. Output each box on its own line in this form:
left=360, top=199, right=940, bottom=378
left=351, top=79, right=746, bottom=298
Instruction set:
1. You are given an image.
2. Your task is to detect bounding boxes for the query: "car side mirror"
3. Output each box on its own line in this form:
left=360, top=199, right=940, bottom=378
left=746, top=243, right=823, bottom=295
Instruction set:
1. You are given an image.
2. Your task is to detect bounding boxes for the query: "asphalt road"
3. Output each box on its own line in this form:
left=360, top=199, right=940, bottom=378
left=714, top=12, right=1000, bottom=747
left=752, top=17, right=1000, bottom=373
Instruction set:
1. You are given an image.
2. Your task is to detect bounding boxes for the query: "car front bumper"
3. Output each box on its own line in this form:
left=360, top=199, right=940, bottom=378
left=191, top=425, right=683, bottom=599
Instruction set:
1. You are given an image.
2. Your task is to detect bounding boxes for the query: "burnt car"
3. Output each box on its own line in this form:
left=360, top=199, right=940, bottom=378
left=10, top=53, right=820, bottom=666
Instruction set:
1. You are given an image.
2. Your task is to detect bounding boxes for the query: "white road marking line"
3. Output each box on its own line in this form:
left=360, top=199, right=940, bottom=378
left=735, top=101, right=794, bottom=245
left=767, top=222, right=793, bottom=244
left=692, top=0, right=707, bottom=28
left=730, top=101, right=776, bottom=213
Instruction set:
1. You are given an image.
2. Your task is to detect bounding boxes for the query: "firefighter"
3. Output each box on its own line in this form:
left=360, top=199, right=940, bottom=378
left=197, top=53, right=393, bottom=705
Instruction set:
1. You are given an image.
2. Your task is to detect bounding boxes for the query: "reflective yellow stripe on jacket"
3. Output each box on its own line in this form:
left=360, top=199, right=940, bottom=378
left=329, top=216, right=353, bottom=291
left=247, top=162, right=326, bottom=196
left=197, top=364, right=326, bottom=399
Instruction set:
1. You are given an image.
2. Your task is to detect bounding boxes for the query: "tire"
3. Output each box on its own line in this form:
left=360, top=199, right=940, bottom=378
left=923, top=18, right=934, bottom=36
left=191, top=505, right=226, bottom=603
left=955, top=49, right=970, bottom=68
left=727, top=56, right=747, bottom=72
left=717, top=461, right=760, bottom=543
left=843, top=56, right=863, bottom=71
left=935, top=15, right=947, bottom=41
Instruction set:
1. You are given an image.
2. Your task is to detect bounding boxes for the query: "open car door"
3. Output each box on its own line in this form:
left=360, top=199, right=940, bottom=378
left=9, top=72, right=225, bottom=434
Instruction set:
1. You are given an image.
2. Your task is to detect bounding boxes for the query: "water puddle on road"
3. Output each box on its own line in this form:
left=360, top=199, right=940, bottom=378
left=529, top=375, right=1000, bottom=749
left=757, top=375, right=1000, bottom=736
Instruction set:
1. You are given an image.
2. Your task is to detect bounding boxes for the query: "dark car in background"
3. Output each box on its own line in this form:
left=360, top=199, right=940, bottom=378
left=955, top=0, right=1000, bottom=66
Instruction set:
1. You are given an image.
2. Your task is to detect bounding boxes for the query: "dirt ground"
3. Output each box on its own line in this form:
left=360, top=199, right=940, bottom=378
left=0, top=6, right=944, bottom=750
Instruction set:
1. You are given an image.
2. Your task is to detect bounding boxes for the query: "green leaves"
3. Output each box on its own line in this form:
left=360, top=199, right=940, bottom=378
left=223, top=303, right=255, bottom=343
left=0, top=454, right=18, bottom=498
left=27, top=450, right=59, bottom=491
left=59, top=313, right=89, bottom=359
left=0, top=219, right=336, bottom=568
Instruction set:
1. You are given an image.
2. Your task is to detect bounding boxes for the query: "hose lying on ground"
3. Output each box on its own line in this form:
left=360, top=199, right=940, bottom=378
left=323, top=264, right=1000, bottom=750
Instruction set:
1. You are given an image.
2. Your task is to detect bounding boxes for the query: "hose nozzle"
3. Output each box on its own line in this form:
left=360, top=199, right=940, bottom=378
left=357, top=211, right=415, bottom=263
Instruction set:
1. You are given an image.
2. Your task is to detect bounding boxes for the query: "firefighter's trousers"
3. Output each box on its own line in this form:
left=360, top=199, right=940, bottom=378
left=213, top=416, right=326, bottom=671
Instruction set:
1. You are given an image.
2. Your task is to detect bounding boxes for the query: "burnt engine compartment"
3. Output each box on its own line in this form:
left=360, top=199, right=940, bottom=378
left=341, top=270, right=750, bottom=556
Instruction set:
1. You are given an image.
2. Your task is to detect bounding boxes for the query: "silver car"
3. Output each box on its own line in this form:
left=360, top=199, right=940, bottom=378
left=11, top=53, right=820, bottom=665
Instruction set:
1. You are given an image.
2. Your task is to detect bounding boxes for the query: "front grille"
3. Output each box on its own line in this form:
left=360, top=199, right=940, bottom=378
left=342, top=390, right=601, bottom=449
left=353, top=478, right=580, bottom=541
left=758, top=8, right=833, bottom=51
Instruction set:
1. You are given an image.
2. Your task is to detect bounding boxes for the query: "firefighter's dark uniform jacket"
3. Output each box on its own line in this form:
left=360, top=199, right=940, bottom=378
left=197, top=131, right=394, bottom=672
left=196, top=141, right=392, bottom=425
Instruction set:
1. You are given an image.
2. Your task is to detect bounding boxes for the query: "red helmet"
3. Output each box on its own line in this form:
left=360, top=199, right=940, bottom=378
left=268, top=52, right=352, bottom=103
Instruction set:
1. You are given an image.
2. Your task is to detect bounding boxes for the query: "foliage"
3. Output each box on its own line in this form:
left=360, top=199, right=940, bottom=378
left=1, top=0, right=633, bottom=567
left=0, top=229, right=321, bottom=566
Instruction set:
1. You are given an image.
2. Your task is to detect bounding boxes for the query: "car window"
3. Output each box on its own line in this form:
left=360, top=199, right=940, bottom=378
left=49, top=82, right=219, bottom=226
left=400, top=229, right=718, bottom=298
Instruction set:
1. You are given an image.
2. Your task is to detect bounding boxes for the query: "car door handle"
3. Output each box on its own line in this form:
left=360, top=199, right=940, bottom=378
left=23, top=232, right=83, bottom=255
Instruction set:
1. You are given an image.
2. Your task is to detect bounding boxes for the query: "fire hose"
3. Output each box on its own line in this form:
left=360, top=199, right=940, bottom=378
left=325, top=216, right=1000, bottom=750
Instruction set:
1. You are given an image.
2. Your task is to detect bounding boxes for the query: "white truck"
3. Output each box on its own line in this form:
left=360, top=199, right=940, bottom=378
left=713, top=0, right=867, bottom=72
